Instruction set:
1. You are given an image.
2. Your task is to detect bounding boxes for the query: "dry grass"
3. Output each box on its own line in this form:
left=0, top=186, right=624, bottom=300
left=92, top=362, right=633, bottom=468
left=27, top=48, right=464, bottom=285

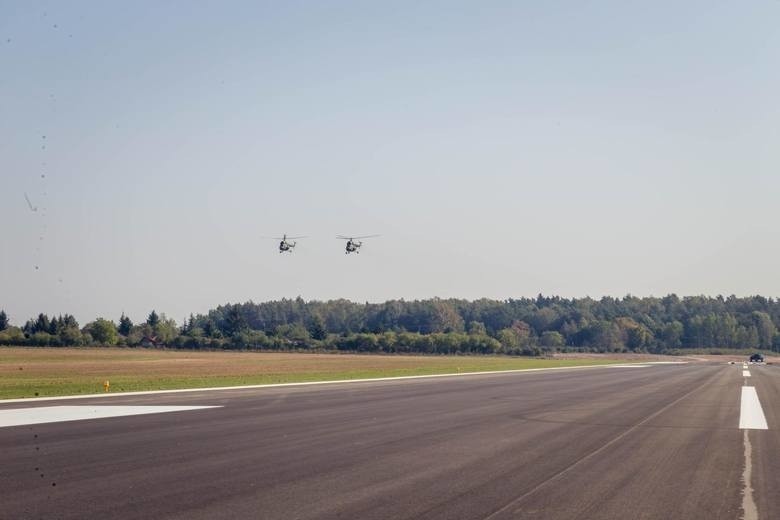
left=551, top=352, right=681, bottom=361
left=0, top=347, right=631, bottom=399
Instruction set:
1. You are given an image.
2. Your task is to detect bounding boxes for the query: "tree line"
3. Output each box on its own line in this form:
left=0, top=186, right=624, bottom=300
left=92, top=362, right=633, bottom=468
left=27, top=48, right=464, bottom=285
left=1, top=294, right=779, bottom=355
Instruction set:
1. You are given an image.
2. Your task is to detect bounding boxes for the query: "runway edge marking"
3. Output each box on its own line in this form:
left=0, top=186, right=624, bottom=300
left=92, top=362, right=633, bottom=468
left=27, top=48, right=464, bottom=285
left=0, top=362, right=682, bottom=404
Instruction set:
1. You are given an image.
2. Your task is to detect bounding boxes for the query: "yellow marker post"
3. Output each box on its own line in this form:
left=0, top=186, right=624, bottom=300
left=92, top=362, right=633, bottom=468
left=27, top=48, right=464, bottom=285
left=103, top=380, right=110, bottom=392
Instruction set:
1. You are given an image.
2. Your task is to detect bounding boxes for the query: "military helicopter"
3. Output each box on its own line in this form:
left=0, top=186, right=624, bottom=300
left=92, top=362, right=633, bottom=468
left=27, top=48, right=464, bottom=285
left=262, top=234, right=306, bottom=253
left=337, top=235, right=380, bottom=254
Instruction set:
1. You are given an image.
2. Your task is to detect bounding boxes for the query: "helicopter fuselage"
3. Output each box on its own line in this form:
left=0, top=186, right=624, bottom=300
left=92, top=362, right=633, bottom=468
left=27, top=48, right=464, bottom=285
left=279, top=240, right=296, bottom=253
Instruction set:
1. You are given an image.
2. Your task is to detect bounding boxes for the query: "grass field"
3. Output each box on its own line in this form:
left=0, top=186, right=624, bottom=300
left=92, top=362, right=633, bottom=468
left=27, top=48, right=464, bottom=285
left=0, top=347, right=630, bottom=400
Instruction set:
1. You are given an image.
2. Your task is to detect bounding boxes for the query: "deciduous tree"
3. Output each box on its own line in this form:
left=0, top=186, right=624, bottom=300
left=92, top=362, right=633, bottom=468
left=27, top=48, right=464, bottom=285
left=85, top=318, right=118, bottom=345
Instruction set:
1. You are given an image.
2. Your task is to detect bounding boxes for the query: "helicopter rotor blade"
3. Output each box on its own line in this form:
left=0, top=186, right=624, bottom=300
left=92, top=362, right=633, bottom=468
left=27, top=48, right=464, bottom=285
left=336, top=234, right=380, bottom=240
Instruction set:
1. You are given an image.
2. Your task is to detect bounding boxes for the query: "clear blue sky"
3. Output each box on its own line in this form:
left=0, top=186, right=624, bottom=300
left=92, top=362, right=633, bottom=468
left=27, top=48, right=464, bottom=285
left=2, top=1, right=779, bottom=325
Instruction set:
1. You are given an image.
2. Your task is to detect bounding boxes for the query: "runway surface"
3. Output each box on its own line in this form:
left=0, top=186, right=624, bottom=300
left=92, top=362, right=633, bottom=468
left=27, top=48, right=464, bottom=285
left=1, top=362, right=777, bottom=519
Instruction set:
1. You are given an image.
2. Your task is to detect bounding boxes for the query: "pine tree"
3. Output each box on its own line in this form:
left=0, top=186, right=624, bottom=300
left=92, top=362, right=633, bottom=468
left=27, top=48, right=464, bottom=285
left=118, top=313, right=133, bottom=336
left=48, top=316, right=59, bottom=335
left=34, top=313, right=50, bottom=334
left=23, top=319, right=36, bottom=335
left=147, top=310, right=160, bottom=327
left=0, top=310, right=8, bottom=331
left=223, top=305, right=247, bottom=337
left=63, top=314, right=79, bottom=329
left=308, top=314, right=328, bottom=340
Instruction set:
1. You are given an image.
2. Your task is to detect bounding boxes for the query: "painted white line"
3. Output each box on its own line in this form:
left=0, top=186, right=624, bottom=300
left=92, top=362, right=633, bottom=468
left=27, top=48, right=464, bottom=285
left=743, top=370, right=751, bottom=378
left=0, top=405, right=221, bottom=428
left=739, top=386, right=768, bottom=430
left=0, top=362, right=672, bottom=404
left=642, top=361, right=688, bottom=365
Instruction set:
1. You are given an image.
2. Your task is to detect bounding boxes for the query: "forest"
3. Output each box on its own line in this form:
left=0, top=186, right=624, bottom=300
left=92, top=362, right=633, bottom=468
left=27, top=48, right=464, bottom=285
left=1, top=295, right=779, bottom=355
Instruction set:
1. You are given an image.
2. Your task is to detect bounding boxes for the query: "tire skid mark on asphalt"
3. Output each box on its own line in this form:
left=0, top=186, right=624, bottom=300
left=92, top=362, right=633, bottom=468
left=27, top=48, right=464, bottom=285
left=742, top=430, right=759, bottom=520
left=481, top=371, right=716, bottom=520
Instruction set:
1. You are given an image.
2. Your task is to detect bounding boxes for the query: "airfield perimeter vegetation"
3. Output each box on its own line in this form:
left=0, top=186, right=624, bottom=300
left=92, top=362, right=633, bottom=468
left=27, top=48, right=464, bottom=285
left=0, top=348, right=639, bottom=400
left=3, top=294, right=780, bottom=399
left=3, top=295, right=780, bottom=357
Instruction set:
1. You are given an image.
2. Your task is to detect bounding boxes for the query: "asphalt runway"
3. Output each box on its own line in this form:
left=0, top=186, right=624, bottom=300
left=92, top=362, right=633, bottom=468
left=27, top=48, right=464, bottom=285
left=1, top=362, right=776, bottom=519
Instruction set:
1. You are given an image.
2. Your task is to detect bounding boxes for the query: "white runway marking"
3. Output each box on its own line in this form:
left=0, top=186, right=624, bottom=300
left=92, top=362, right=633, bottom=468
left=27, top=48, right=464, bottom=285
left=743, top=370, right=751, bottom=377
left=0, top=362, right=682, bottom=404
left=739, top=387, right=768, bottom=430
left=0, top=405, right=221, bottom=428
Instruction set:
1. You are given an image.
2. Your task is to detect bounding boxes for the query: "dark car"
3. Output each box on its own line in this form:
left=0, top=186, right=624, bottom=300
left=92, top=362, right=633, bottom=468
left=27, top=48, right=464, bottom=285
left=750, top=353, right=764, bottom=363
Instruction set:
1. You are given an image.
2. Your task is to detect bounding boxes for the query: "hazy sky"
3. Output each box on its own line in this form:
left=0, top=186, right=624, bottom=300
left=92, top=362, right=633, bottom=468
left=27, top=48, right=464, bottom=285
left=2, top=1, right=779, bottom=325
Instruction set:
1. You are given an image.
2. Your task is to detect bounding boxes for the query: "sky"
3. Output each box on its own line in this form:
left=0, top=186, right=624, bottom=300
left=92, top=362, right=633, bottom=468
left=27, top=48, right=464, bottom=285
left=2, top=0, right=779, bottom=325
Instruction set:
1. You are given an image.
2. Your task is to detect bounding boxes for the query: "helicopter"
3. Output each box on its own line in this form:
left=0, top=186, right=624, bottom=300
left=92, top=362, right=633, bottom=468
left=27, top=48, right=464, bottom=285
left=337, top=235, right=380, bottom=254
left=262, top=234, right=306, bottom=253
